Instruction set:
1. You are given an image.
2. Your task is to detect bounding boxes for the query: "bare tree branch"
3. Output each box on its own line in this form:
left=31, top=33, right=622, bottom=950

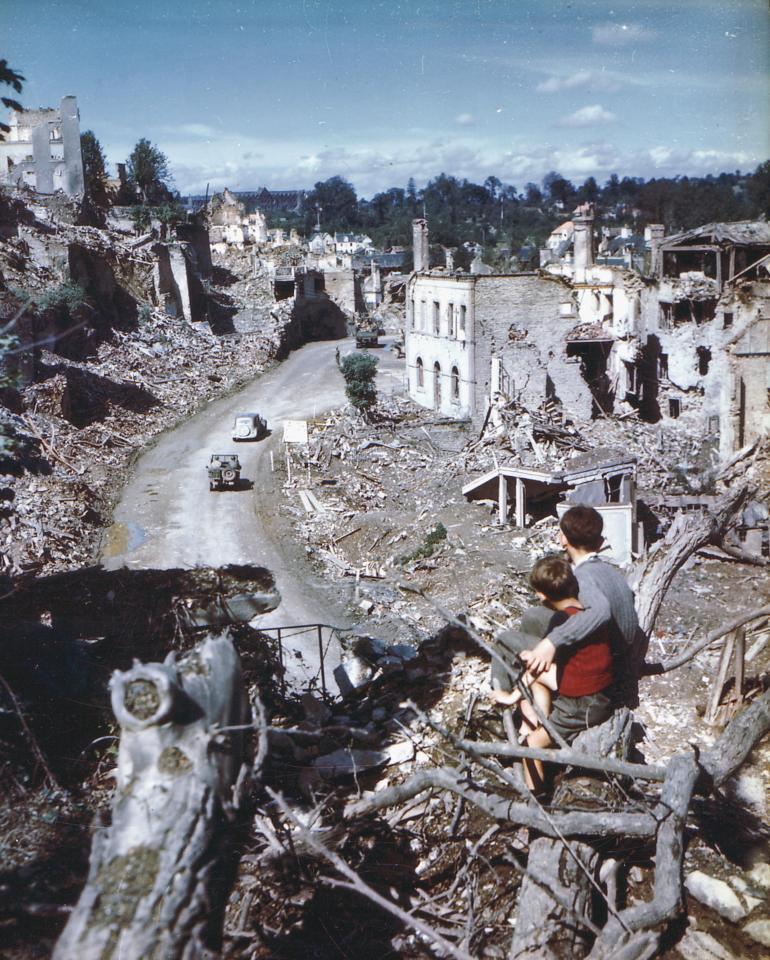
left=267, top=788, right=475, bottom=960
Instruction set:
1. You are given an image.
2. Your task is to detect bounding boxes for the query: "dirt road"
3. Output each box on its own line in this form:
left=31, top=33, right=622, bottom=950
left=102, top=336, right=405, bottom=688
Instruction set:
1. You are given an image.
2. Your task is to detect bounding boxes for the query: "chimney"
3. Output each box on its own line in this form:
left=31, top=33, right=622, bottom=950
left=412, top=218, right=429, bottom=273
left=648, top=224, right=665, bottom=276
left=572, top=203, right=595, bottom=274
left=444, top=247, right=454, bottom=272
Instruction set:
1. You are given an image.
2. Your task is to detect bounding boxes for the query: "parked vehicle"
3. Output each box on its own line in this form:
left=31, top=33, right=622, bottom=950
left=207, top=454, right=241, bottom=491
left=232, top=412, right=267, bottom=441
left=355, top=327, right=379, bottom=348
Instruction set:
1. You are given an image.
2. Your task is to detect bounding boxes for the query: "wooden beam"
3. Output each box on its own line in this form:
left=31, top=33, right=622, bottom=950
left=515, top=476, right=526, bottom=527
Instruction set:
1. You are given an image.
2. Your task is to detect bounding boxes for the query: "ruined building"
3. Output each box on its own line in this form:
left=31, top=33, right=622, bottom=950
left=405, top=219, right=596, bottom=421
left=405, top=211, right=770, bottom=458
left=0, top=96, right=85, bottom=197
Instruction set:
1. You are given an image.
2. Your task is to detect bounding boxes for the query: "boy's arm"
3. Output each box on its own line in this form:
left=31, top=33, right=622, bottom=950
left=549, top=580, right=611, bottom=649
left=521, top=581, right=611, bottom=674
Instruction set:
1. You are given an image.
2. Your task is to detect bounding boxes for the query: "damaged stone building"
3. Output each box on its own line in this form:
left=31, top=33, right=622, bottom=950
left=0, top=96, right=85, bottom=197
left=406, top=210, right=770, bottom=459
left=404, top=218, right=597, bottom=422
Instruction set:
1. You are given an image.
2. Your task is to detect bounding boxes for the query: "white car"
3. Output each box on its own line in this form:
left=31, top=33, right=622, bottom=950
left=232, top=412, right=267, bottom=441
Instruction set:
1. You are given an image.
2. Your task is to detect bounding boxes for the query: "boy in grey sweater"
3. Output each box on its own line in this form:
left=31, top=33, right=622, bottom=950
left=520, top=506, right=645, bottom=707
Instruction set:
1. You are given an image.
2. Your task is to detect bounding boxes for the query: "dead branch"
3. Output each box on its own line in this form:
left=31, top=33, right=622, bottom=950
left=0, top=671, right=60, bottom=790
left=267, top=788, right=475, bottom=960
left=700, top=686, right=770, bottom=787
left=346, top=766, right=657, bottom=839
left=587, top=752, right=700, bottom=960
left=645, top=604, right=770, bottom=674
left=631, top=481, right=755, bottom=636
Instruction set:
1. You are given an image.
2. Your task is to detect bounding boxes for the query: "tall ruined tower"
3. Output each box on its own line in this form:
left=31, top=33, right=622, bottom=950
left=412, top=218, right=429, bottom=273
left=647, top=223, right=665, bottom=276
left=572, top=203, right=595, bottom=274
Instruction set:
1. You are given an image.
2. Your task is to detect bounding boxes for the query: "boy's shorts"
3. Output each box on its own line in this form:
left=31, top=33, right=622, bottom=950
left=548, top=688, right=614, bottom=744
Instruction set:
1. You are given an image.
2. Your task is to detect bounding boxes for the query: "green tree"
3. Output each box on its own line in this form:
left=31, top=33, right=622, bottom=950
left=305, top=176, right=359, bottom=233
left=747, top=160, right=770, bottom=218
left=340, top=352, right=378, bottom=415
left=126, top=138, right=172, bottom=203
left=80, top=130, right=109, bottom=206
left=0, top=59, right=24, bottom=139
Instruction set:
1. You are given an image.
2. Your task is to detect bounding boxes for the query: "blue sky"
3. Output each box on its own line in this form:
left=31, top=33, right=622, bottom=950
left=4, top=0, right=769, bottom=197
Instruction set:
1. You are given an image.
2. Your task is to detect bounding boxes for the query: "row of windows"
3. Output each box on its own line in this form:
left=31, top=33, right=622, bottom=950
left=415, top=357, right=461, bottom=401
left=411, top=299, right=467, bottom=337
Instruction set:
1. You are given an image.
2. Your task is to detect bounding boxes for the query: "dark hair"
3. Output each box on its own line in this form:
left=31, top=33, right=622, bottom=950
left=529, top=555, right=580, bottom=602
left=559, top=505, right=604, bottom=551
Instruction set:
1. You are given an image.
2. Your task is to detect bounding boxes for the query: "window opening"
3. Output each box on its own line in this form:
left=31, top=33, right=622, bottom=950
left=451, top=365, right=460, bottom=401
left=433, top=301, right=440, bottom=335
left=433, top=361, right=442, bottom=408
left=669, top=397, right=681, bottom=418
left=459, top=304, right=466, bottom=334
left=696, top=346, right=711, bottom=376
left=416, top=356, right=424, bottom=388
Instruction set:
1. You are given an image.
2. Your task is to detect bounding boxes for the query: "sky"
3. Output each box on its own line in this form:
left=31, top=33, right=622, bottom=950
left=4, top=0, right=769, bottom=198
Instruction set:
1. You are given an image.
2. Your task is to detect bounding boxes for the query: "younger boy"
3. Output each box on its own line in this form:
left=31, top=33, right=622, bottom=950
left=491, top=555, right=614, bottom=792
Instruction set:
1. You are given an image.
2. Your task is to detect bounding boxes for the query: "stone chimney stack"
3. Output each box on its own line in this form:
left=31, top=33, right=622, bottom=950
left=444, top=247, right=454, bottom=272
left=647, top=223, right=665, bottom=276
left=413, top=218, right=429, bottom=273
left=572, top=203, right=595, bottom=276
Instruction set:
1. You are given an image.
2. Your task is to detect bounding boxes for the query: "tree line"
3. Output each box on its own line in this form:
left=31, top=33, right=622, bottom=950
left=294, top=165, right=770, bottom=252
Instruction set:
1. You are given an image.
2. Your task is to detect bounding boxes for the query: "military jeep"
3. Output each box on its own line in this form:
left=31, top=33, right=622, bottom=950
left=207, top=454, right=241, bottom=491
left=354, top=327, right=379, bottom=348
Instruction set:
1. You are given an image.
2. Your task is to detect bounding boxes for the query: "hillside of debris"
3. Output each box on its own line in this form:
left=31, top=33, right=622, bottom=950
left=0, top=189, right=304, bottom=578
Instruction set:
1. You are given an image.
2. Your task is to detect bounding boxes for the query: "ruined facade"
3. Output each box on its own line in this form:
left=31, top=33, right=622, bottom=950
left=405, top=270, right=593, bottom=422
left=0, top=96, right=85, bottom=197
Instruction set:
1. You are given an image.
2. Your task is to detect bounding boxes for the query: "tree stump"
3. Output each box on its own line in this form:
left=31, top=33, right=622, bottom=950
left=54, top=633, right=249, bottom=960
left=510, top=709, right=635, bottom=960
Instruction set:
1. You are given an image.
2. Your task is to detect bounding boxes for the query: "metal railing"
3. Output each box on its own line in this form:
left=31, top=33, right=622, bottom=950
left=256, top=622, right=342, bottom=700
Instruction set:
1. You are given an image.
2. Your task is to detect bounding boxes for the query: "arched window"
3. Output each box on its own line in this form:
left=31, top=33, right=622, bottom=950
left=433, top=361, right=442, bottom=409
left=451, top=365, right=460, bottom=401
left=416, top=356, right=424, bottom=388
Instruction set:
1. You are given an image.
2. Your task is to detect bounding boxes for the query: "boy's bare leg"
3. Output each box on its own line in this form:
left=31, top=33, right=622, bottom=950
left=523, top=724, right=553, bottom=792
left=519, top=680, right=552, bottom=732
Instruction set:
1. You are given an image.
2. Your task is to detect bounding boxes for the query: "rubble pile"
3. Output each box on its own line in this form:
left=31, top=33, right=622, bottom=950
left=0, top=198, right=298, bottom=577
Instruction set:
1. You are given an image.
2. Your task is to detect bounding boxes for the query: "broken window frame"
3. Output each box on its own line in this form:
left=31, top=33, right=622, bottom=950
left=450, top=365, right=460, bottom=402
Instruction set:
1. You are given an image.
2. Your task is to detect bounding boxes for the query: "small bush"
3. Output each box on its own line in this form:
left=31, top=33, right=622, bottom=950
left=397, top=522, right=448, bottom=566
left=36, top=282, right=87, bottom=315
left=340, top=351, right=378, bottom=415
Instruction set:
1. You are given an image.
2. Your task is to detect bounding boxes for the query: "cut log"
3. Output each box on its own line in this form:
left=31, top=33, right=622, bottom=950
left=53, top=633, right=250, bottom=960
left=510, top=709, right=636, bottom=960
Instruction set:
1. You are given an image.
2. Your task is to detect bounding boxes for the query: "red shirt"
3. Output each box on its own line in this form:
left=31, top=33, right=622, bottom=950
left=557, top=606, right=614, bottom=697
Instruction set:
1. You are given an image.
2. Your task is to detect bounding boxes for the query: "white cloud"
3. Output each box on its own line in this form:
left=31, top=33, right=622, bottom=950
left=454, top=112, right=475, bottom=126
left=147, top=126, right=762, bottom=200
left=592, top=22, right=657, bottom=46
left=559, top=104, right=618, bottom=128
left=536, top=69, right=623, bottom=94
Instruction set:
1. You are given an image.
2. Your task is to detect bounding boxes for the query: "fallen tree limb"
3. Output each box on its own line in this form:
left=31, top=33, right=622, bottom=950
left=631, top=481, right=755, bottom=636
left=346, top=766, right=657, bottom=839
left=54, top=633, right=249, bottom=960
left=268, top=788, right=475, bottom=960
left=587, top=752, right=700, bottom=960
left=645, top=604, right=770, bottom=674
left=701, top=686, right=770, bottom=787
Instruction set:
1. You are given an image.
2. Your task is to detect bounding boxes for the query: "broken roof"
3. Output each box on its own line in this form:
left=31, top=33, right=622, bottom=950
left=566, top=322, right=614, bottom=342
left=661, top=220, right=770, bottom=248
left=462, top=447, right=636, bottom=499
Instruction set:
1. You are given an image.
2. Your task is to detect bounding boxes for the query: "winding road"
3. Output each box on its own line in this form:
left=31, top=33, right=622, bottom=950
left=102, top=336, right=405, bottom=687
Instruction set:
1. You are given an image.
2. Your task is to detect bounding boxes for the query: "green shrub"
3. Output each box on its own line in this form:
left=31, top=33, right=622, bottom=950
left=340, top=351, right=378, bottom=415
left=36, top=282, right=87, bottom=315
left=397, top=522, right=448, bottom=565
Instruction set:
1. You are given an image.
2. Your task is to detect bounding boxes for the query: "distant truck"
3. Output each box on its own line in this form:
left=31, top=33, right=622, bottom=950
left=355, top=327, right=379, bottom=348
left=207, top=454, right=241, bottom=491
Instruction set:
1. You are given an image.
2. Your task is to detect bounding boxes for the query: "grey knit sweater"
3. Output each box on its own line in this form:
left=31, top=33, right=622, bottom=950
left=548, top=556, right=639, bottom=652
